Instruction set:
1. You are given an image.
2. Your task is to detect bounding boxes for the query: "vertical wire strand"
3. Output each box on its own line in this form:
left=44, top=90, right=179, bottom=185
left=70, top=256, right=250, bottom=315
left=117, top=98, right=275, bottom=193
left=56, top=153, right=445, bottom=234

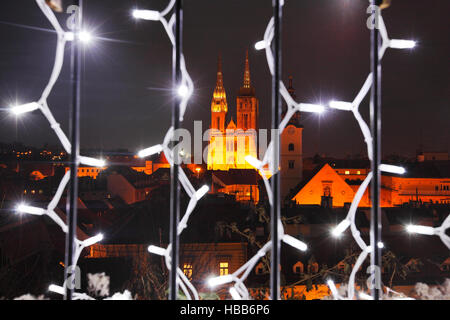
left=370, top=0, right=383, bottom=300
left=169, top=0, right=182, bottom=301
left=65, top=0, right=82, bottom=300
left=270, top=0, right=282, bottom=301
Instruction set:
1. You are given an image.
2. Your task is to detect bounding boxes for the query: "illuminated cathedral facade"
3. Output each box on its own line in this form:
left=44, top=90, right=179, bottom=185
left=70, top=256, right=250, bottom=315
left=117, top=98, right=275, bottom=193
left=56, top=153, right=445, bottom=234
left=207, top=51, right=259, bottom=171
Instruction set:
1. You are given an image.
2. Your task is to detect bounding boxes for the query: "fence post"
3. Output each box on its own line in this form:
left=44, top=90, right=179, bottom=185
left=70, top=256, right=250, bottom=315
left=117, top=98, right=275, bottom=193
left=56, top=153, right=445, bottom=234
left=270, top=0, right=282, bottom=301
left=169, top=0, right=183, bottom=301
left=65, top=0, right=82, bottom=301
left=370, top=0, right=383, bottom=300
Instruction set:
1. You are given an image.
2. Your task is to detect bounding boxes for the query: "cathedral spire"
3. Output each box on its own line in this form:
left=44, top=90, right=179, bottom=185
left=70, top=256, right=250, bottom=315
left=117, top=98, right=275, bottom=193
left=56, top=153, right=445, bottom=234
left=239, top=49, right=255, bottom=96
left=216, top=53, right=224, bottom=89
left=243, top=49, right=251, bottom=89
left=211, top=53, right=228, bottom=113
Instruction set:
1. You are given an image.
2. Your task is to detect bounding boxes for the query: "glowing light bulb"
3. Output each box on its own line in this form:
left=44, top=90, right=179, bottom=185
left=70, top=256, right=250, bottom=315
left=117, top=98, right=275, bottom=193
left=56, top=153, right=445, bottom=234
left=133, top=9, right=161, bottom=21
left=298, top=103, right=325, bottom=113
left=82, top=233, right=103, bottom=247
left=138, top=144, right=163, bottom=158
left=16, top=204, right=46, bottom=216
left=358, top=292, right=373, bottom=300
left=327, top=279, right=339, bottom=299
left=380, top=164, right=406, bottom=175
left=254, top=40, right=268, bottom=50
left=283, top=235, right=307, bottom=251
left=389, top=39, right=416, bottom=49
left=79, top=156, right=106, bottom=168
left=406, top=225, right=435, bottom=236
left=148, top=245, right=166, bottom=256
left=10, top=102, right=40, bottom=115
left=48, top=284, right=65, bottom=295
left=177, top=84, right=190, bottom=98
left=78, top=31, right=92, bottom=43
left=195, top=185, right=209, bottom=200
left=332, top=220, right=351, bottom=237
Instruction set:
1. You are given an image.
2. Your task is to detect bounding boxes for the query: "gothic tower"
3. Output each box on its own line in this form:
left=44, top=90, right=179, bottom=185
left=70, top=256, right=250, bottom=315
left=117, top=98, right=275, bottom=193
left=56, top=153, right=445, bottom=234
left=236, top=50, right=258, bottom=131
left=281, top=76, right=303, bottom=204
left=211, top=54, right=228, bottom=132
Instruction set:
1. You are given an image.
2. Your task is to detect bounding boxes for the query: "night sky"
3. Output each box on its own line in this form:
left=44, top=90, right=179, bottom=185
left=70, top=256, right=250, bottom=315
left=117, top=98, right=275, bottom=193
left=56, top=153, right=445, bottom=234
left=0, top=0, right=448, bottom=158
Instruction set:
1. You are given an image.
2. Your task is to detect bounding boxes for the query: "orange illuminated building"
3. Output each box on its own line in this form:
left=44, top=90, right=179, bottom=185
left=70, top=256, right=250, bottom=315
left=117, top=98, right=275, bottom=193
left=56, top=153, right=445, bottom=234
left=65, top=166, right=105, bottom=180
left=292, top=163, right=450, bottom=207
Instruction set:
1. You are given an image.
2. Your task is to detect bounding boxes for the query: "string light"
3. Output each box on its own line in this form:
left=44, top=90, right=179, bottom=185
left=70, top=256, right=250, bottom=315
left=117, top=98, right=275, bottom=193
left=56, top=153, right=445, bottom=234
left=323, top=9, right=416, bottom=300
left=298, top=103, right=325, bottom=113
left=406, top=215, right=450, bottom=250
left=254, top=40, right=268, bottom=50
left=10, top=102, right=41, bottom=115
left=138, top=144, right=163, bottom=158
left=389, top=39, right=416, bottom=49
left=78, top=31, right=93, bottom=43
left=332, top=219, right=351, bottom=237
left=16, top=203, right=46, bottom=216
left=6, top=0, right=106, bottom=296
left=133, top=1, right=204, bottom=300
left=148, top=245, right=167, bottom=256
left=78, top=156, right=106, bottom=168
left=328, top=100, right=353, bottom=111
left=282, top=235, right=308, bottom=252
left=246, top=2, right=417, bottom=301
left=379, top=164, right=406, bottom=175
left=177, top=84, right=190, bottom=98
left=132, top=9, right=161, bottom=21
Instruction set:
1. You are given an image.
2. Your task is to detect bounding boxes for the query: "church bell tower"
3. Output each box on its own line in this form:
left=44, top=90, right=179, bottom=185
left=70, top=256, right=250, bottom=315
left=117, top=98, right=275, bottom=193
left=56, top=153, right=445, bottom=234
left=236, top=50, right=258, bottom=131
left=211, top=54, right=228, bottom=132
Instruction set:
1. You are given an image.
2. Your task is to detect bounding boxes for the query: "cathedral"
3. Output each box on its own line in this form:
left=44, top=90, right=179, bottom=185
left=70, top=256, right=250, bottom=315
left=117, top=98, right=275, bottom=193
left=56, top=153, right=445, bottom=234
left=207, top=51, right=259, bottom=171
left=206, top=50, right=304, bottom=202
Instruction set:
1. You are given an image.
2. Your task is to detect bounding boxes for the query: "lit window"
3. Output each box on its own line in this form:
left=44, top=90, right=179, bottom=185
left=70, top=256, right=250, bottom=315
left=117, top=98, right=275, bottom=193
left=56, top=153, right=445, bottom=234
left=219, top=262, right=229, bottom=276
left=183, top=263, right=193, bottom=280
left=357, top=171, right=361, bottom=175
left=345, top=170, right=350, bottom=175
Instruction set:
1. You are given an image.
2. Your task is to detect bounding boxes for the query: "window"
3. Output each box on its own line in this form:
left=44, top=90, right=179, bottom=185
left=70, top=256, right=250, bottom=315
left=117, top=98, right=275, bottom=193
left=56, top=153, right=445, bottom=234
left=183, top=263, right=193, bottom=280
left=288, top=143, right=294, bottom=151
left=219, top=262, right=229, bottom=276
left=357, top=170, right=361, bottom=175
left=323, top=185, right=331, bottom=197
left=288, top=160, right=295, bottom=169
left=293, top=261, right=304, bottom=274
left=345, top=170, right=350, bottom=175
